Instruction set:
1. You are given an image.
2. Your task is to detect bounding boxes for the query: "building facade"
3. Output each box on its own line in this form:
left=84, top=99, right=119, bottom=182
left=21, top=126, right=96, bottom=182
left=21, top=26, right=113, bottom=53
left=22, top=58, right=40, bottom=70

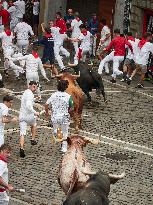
left=39, top=0, right=153, bottom=36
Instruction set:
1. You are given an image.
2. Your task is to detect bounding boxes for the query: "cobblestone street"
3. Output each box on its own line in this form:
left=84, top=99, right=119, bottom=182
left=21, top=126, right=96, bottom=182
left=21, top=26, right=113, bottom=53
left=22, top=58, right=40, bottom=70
left=0, top=67, right=153, bottom=205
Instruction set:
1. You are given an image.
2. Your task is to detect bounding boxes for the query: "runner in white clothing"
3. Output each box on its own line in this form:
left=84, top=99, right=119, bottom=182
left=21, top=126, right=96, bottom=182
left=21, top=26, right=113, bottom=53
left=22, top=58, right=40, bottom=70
left=14, top=20, right=34, bottom=54
left=7, top=2, right=18, bottom=31
left=70, top=12, right=82, bottom=54
left=0, top=95, right=17, bottom=146
left=121, top=32, right=139, bottom=82
left=127, top=32, right=153, bottom=88
left=0, top=28, right=24, bottom=78
left=19, top=81, right=40, bottom=158
left=42, top=21, right=70, bottom=70
left=96, top=18, right=111, bottom=60
left=11, top=45, right=49, bottom=101
left=70, top=24, right=91, bottom=65
left=45, top=80, right=74, bottom=153
left=13, top=0, right=25, bottom=22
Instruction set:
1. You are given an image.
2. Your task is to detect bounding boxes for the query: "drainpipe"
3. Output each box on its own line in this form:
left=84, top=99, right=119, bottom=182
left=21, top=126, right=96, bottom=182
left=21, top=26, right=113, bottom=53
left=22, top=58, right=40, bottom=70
left=123, top=0, right=132, bottom=34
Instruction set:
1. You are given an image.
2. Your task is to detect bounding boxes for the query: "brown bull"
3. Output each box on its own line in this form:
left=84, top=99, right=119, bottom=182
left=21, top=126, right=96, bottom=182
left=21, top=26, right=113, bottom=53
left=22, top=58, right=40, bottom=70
left=58, top=135, right=99, bottom=196
left=58, top=135, right=125, bottom=198
left=57, top=72, right=84, bottom=130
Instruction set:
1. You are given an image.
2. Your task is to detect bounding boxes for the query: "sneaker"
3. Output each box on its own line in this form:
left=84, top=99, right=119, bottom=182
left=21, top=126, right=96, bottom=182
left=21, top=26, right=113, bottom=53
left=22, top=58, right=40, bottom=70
left=127, top=78, right=131, bottom=85
left=120, top=78, right=126, bottom=82
left=20, top=148, right=25, bottom=158
left=136, top=84, right=144, bottom=88
left=110, top=79, right=116, bottom=84
left=31, top=140, right=38, bottom=145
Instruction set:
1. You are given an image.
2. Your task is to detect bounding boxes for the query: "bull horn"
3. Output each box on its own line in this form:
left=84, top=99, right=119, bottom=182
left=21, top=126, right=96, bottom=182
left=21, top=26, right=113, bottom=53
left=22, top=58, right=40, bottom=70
left=108, top=172, right=125, bottom=179
left=81, top=168, right=96, bottom=175
left=72, top=71, right=80, bottom=78
left=82, top=136, right=99, bottom=145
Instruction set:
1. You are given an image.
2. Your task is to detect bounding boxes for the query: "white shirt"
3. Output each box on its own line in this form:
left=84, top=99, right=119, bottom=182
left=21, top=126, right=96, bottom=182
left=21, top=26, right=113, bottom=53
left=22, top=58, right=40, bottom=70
left=2, top=1, right=8, bottom=10
left=20, top=89, right=36, bottom=118
left=12, top=54, right=47, bottom=79
left=0, top=31, right=14, bottom=50
left=135, top=42, right=153, bottom=65
left=14, top=0, right=25, bottom=18
left=51, top=26, right=62, bottom=45
left=14, top=22, right=34, bottom=40
left=126, top=39, right=139, bottom=60
left=46, top=91, right=70, bottom=124
left=33, top=1, right=39, bottom=15
left=78, top=31, right=91, bottom=50
left=71, top=19, right=82, bottom=38
left=0, top=103, right=9, bottom=137
left=7, top=6, right=18, bottom=22
left=100, top=25, right=111, bottom=46
left=0, top=160, right=8, bottom=188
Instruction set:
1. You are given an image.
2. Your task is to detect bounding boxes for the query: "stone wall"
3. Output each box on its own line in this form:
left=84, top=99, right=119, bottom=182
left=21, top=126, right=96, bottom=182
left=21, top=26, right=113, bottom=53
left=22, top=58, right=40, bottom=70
left=114, top=0, right=125, bottom=33
left=46, top=0, right=67, bottom=21
left=130, top=0, right=153, bottom=35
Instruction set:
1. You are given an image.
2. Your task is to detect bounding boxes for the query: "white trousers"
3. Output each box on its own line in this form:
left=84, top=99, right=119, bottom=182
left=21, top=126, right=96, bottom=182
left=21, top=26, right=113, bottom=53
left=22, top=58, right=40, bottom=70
left=74, top=47, right=90, bottom=65
left=17, top=39, right=29, bottom=54
left=98, top=51, right=114, bottom=74
left=54, top=43, right=70, bottom=70
left=19, top=114, right=37, bottom=136
left=112, top=56, right=124, bottom=78
left=72, top=41, right=79, bottom=55
left=0, top=191, right=9, bottom=205
left=52, top=123, right=69, bottom=140
left=4, top=49, right=24, bottom=77
left=90, top=35, right=97, bottom=56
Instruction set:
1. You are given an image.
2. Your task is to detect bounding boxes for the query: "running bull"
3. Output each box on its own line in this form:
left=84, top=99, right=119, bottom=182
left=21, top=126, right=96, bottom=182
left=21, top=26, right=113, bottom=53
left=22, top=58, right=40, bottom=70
left=58, top=135, right=125, bottom=201
left=63, top=170, right=125, bottom=205
left=56, top=73, right=84, bottom=130
left=58, top=135, right=99, bottom=196
left=69, top=62, right=107, bottom=102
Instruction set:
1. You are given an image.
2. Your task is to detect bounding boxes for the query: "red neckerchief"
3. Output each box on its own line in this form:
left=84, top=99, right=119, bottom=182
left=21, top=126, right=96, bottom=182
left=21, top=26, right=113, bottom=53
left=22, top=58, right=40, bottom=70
left=128, top=36, right=135, bottom=42
left=138, top=38, right=148, bottom=49
left=32, top=51, right=39, bottom=59
left=44, top=33, right=52, bottom=38
left=81, top=30, right=87, bottom=36
left=75, top=17, right=80, bottom=22
left=5, top=29, right=11, bottom=36
left=0, top=155, right=8, bottom=163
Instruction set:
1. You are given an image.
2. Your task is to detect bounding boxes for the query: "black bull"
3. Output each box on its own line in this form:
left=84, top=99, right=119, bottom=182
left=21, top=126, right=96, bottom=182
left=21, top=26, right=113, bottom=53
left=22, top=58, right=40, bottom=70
left=72, top=63, right=107, bottom=103
left=63, top=171, right=123, bottom=205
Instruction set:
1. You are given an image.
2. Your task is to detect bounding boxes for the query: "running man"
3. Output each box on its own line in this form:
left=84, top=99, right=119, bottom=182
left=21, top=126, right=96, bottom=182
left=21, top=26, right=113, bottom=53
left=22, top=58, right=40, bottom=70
left=19, top=81, right=40, bottom=158
left=45, top=80, right=74, bottom=153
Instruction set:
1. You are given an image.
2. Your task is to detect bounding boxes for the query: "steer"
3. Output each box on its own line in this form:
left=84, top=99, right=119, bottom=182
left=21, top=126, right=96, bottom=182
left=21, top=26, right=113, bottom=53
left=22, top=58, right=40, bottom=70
left=69, top=62, right=107, bottom=102
left=63, top=170, right=125, bottom=205
left=56, top=72, right=84, bottom=130
left=58, top=135, right=99, bottom=196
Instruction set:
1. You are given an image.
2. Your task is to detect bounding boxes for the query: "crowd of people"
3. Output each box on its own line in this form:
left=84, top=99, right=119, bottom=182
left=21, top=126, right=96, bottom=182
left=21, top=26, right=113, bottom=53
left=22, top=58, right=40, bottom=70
left=0, top=1, right=153, bottom=204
